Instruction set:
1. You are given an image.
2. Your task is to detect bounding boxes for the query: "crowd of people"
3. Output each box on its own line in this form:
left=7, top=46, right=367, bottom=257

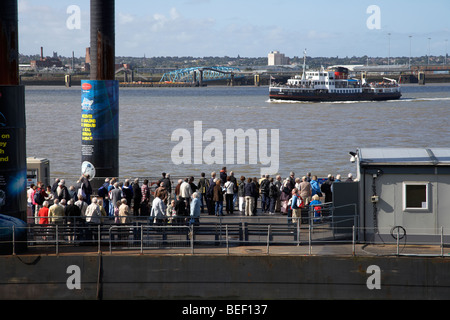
left=27, top=168, right=355, bottom=228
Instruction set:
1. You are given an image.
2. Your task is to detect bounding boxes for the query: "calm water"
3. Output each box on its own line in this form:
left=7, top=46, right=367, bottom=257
left=24, top=84, right=450, bottom=184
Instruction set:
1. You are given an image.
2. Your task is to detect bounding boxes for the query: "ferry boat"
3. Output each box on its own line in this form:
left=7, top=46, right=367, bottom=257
left=269, top=52, right=402, bottom=102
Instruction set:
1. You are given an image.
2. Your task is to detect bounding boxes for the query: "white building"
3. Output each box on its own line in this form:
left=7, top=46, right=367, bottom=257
left=268, top=51, right=290, bottom=66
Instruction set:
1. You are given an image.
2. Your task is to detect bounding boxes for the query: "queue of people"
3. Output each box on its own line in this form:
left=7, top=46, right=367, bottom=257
left=27, top=168, right=353, bottom=229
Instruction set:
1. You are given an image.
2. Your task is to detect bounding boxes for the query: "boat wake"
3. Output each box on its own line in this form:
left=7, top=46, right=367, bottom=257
left=395, top=97, right=450, bottom=103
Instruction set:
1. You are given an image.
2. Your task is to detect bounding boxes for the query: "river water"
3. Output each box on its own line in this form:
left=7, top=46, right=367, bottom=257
left=24, top=84, right=450, bottom=185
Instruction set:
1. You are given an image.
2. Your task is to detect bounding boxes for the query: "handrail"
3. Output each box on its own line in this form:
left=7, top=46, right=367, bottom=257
left=2, top=221, right=450, bottom=257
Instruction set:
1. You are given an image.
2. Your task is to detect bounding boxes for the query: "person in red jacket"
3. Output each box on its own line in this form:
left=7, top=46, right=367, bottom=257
left=38, top=201, right=50, bottom=225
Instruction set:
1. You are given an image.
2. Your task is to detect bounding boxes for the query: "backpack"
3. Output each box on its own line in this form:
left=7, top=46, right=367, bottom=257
left=34, top=189, right=44, bottom=205
left=291, top=195, right=304, bottom=209
left=297, top=196, right=305, bottom=209
left=260, top=179, right=270, bottom=194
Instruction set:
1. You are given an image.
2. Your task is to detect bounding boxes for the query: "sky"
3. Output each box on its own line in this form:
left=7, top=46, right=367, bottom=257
left=17, top=0, right=450, bottom=59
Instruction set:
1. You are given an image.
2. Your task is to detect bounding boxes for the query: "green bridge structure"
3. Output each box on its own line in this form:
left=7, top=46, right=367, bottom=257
left=160, top=66, right=245, bottom=85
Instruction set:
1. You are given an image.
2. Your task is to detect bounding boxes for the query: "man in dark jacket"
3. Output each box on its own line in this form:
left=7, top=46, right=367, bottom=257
left=122, top=179, right=134, bottom=208
left=229, top=171, right=238, bottom=211
left=259, top=175, right=270, bottom=213
left=81, top=175, right=93, bottom=205
left=161, top=173, right=172, bottom=199
left=220, top=167, right=227, bottom=184
left=244, top=178, right=255, bottom=216
left=132, top=178, right=142, bottom=216
left=321, top=175, right=334, bottom=203
left=57, top=181, right=72, bottom=202
left=206, top=172, right=216, bottom=215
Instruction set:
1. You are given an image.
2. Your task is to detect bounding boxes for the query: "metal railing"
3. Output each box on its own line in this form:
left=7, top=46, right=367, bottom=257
left=4, top=202, right=450, bottom=257
left=3, top=218, right=450, bottom=257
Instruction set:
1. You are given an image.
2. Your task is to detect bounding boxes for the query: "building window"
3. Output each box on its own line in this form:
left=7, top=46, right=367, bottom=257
left=403, top=182, right=429, bottom=211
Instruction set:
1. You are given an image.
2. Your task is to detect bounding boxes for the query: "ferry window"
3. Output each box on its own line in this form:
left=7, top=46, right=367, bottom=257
left=403, top=183, right=429, bottom=211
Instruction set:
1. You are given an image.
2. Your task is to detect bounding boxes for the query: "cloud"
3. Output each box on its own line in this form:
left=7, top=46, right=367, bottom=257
left=19, top=1, right=89, bottom=56
left=118, top=13, right=135, bottom=25
left=114, top=6, right=301, bottom=57
left=116, top=7, right=220, bottom=56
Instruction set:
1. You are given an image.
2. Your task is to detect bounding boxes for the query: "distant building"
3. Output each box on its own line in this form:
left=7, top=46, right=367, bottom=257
left=84, top=47, right=91, bottom=72
left=268, top=51, right=290, bottom=66
left=30, top=47, right=63, bottom=70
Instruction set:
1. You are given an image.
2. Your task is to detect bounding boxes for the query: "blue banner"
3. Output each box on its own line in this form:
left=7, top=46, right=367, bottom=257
left=0, top=86, right=27, bottom=221
left=81, top=80, right=119, bottom=179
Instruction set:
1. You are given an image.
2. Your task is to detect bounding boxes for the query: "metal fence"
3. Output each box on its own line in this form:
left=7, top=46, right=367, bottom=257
left=3, top=203, right=450, bottom=257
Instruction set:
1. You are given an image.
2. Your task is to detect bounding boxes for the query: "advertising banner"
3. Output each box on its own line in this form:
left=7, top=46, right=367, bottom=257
left=81, top=80, right=119, bottom=180
left=0, top=85, right=27, bottom=221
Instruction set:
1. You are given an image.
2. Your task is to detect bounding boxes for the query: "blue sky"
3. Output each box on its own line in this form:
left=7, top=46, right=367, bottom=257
left=18, top=0, right=450, bottom=59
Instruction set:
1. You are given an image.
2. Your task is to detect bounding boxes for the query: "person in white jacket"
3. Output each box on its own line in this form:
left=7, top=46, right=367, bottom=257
left=179, top=178, right=193, bottom=211
left=150, top=194, right=166, bottom=225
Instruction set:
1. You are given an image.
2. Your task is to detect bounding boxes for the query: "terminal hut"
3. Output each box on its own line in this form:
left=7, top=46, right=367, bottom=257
left=355, top=148, right=450, bottom=243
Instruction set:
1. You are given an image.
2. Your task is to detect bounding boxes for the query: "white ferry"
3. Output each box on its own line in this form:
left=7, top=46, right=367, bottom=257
left=269, top=53, right=402, bottom=102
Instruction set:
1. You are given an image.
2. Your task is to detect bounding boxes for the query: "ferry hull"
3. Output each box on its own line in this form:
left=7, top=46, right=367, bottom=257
left=269, top=90, right=402, bottom=102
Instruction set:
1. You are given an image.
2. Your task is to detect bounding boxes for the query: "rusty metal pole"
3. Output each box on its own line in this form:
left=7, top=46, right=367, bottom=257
left=0, top=0, right=28, bottom=252
left=81, top=0, right=119, bottom=195
left=0, top=0, right=19, bottom=85
left=90, top=0, right=115, bottom=81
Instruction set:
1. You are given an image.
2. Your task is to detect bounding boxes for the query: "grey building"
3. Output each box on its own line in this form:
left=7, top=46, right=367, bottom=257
left=354, top=148, right=450, bottom=243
